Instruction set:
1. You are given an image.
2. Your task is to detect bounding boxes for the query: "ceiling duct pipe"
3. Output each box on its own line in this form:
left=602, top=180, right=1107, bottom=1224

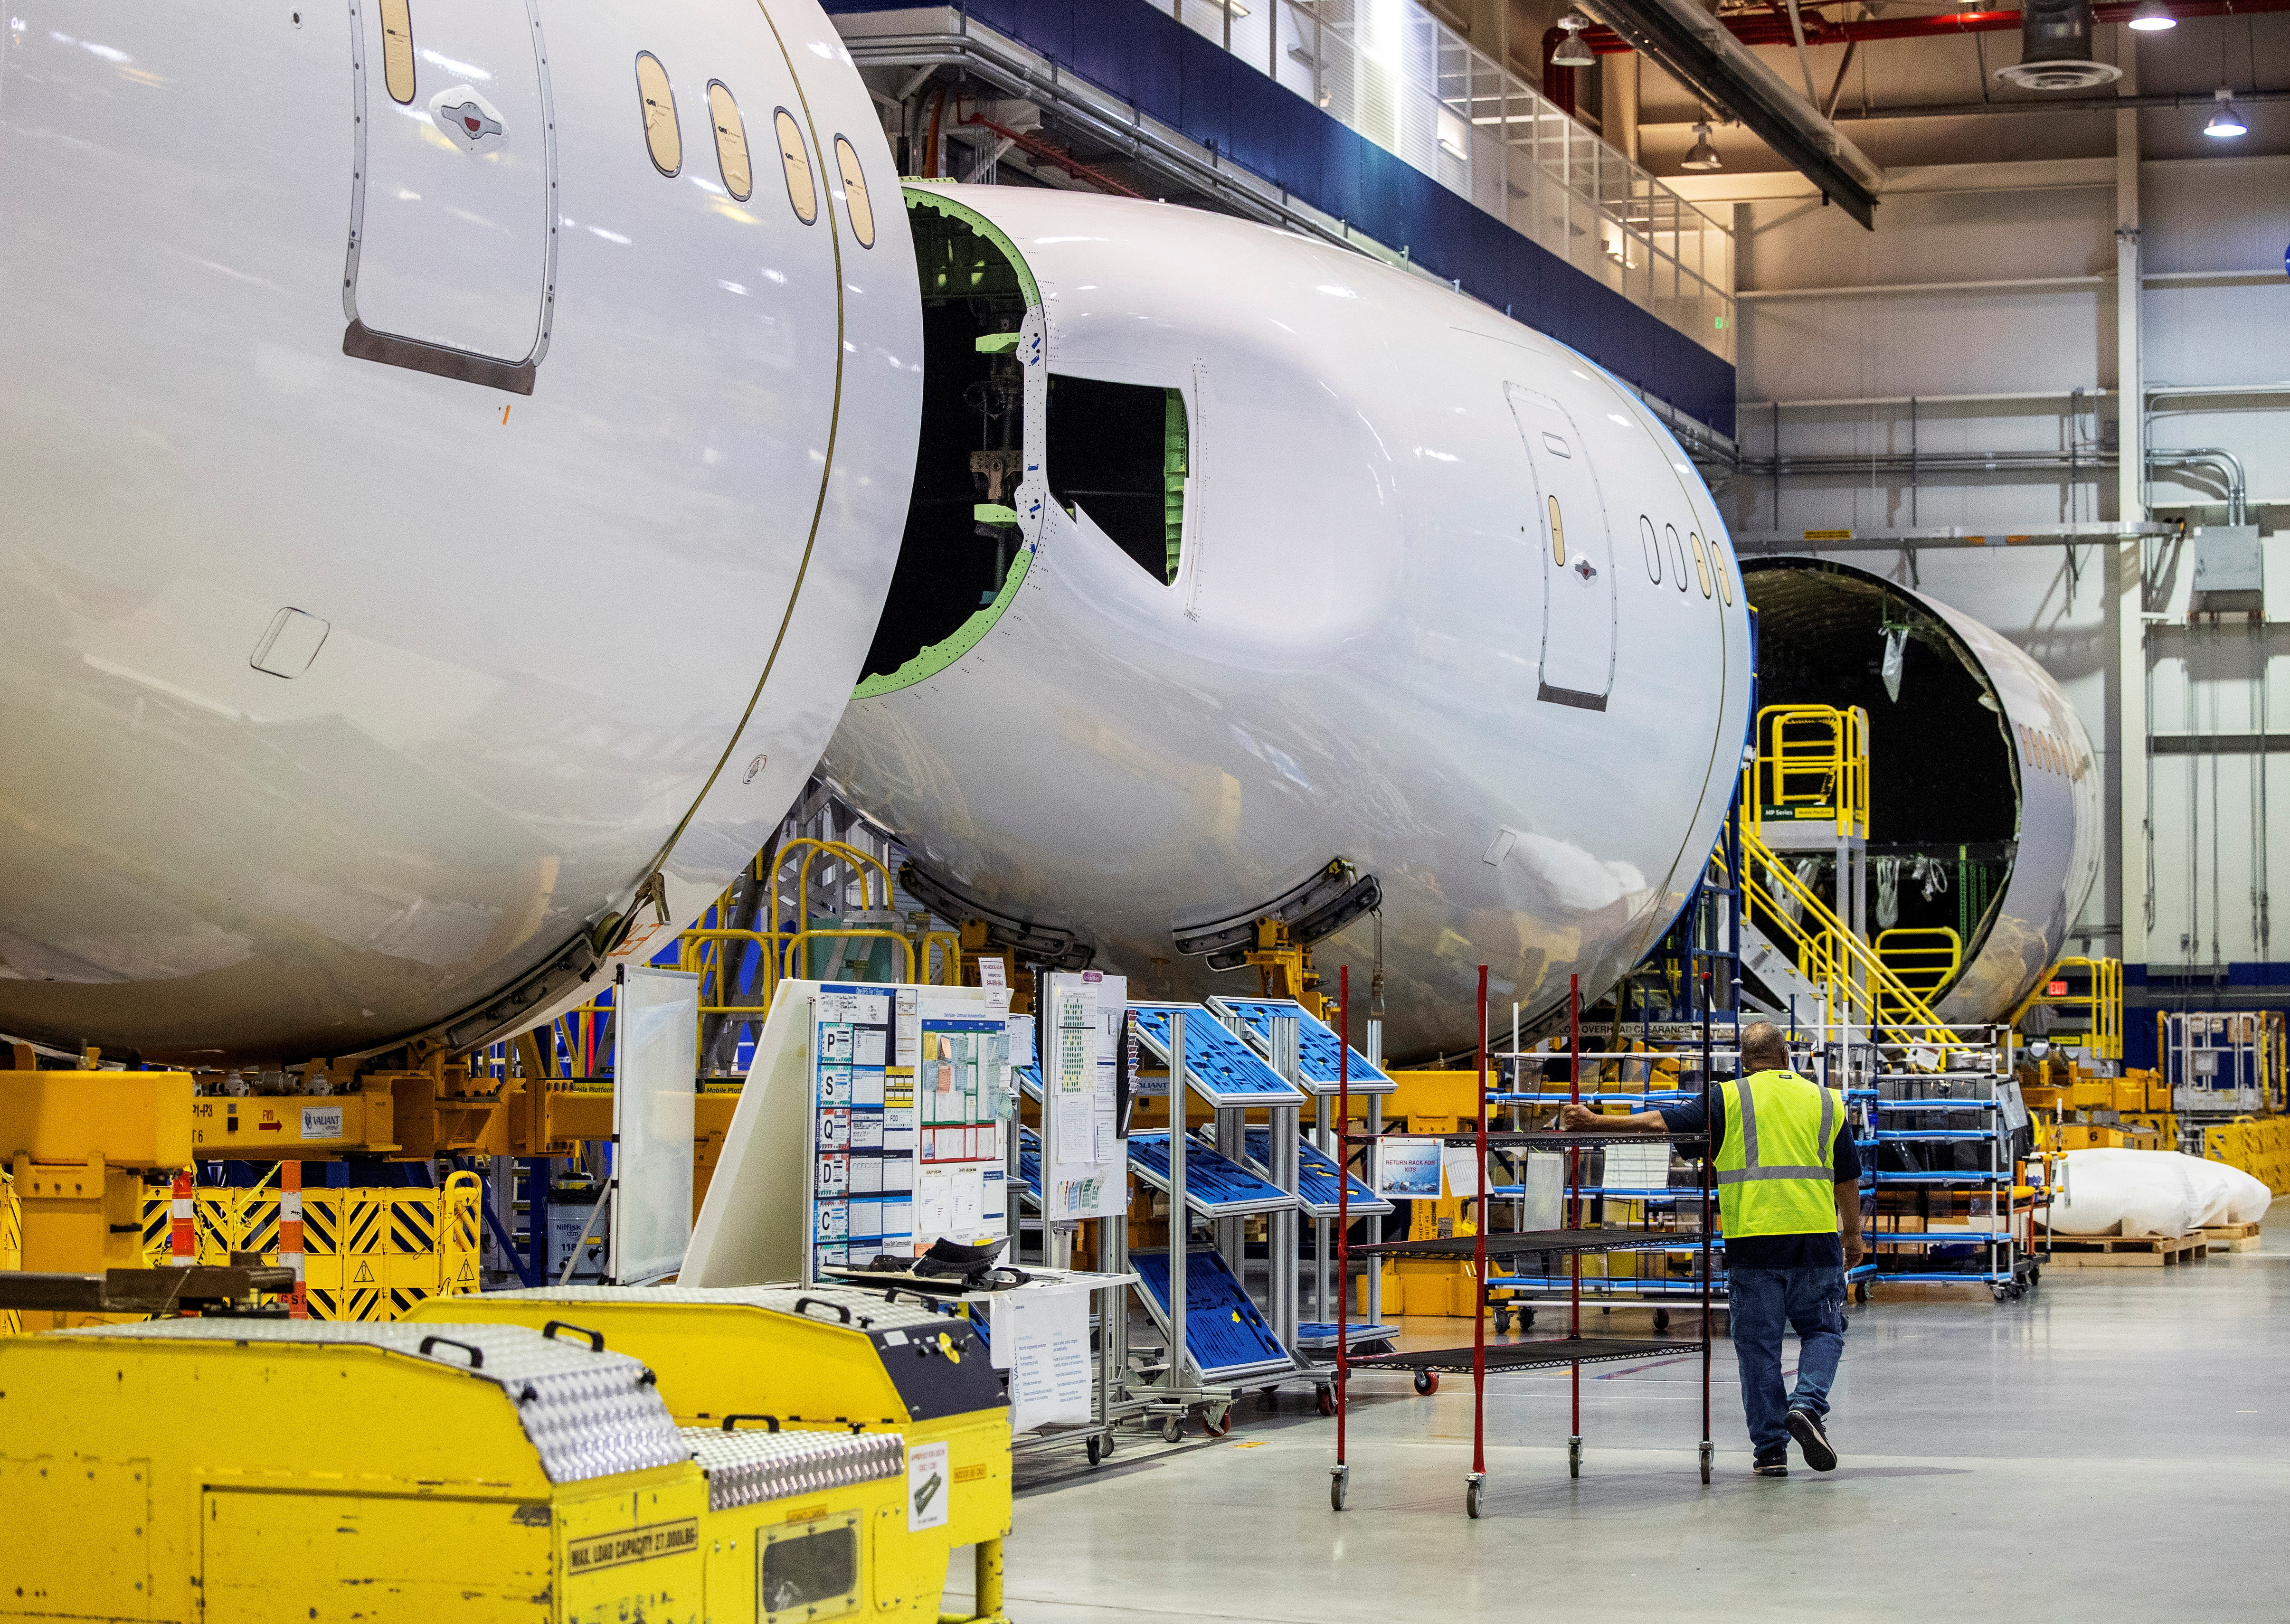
left=1995, top=0, right=2122, bottom=88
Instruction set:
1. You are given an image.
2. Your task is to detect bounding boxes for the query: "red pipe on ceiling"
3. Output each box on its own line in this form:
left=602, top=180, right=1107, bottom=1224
left=1581, top=0, right=2290, bottom=54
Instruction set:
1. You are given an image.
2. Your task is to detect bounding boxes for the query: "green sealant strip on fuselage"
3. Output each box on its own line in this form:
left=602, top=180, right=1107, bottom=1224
left=853, top=547, right=1033, bottom=699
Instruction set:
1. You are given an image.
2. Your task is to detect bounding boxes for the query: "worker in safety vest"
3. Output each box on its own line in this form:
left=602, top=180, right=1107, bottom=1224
left=1563, top=1021, right=1864, bottom=1476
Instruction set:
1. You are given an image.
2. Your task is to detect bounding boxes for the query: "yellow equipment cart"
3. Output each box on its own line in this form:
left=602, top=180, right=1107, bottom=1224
left=404, top=1282, right=1012, bottom=1616
left=0, top=1318, right=957, bottom=1624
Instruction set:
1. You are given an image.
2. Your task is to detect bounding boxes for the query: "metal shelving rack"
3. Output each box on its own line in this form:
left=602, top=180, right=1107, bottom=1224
left=1327, top=969, right=1719, bottom=1519
left=1864, top=1026, right=2040, bottom=1302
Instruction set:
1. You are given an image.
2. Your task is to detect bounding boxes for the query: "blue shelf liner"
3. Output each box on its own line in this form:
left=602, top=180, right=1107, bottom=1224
left=1017, top=1123, right=1039, bottom=1198
left=1240, top=1126, right=1390, bottom=1217
left=1127, top=1131, right=1299, bottom=1216
left=1210, top=997, right=1394, bottom=1094
left=1130, top=1003, right=1306, bottom=1106
left=1129, top=1247, right=1294, bottom=1379
left=1014, top=1062, right=1041, bottom=1102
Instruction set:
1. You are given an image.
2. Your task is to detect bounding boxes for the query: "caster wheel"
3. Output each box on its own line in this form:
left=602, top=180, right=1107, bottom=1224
left=1085, top=1434, right=1105, bottom=1466
left=1653, top=1308, right=1670, bottom=1332
left=1521, top=1309, right=1536, bottom=1331
left=1567, top=1437, right=1582, bottom=1480
left=1466, top=1478, right=1484, bottom=1519
left=1202, top=1406, right=1232, bottom=1438
left=1316, top=1386, right=1334, bottom=1417
left=2029, top=1266, right=2042, bottom=1288
left=1854, top=1281, right=1870, bottom=1305
left=1841, top=1313, right=1851, bottom=1331
left=1330, top=1470, right=1348, bottom=1512
left=1161, top=1415, right=1185, bottom=1444
left=1699, top=1441, right=1713, bottom=1485
left=1493, top=1310, right=1511, bottom=1335
left=1991, top=1285, right=2009, bottom=1303
left=1413, top=1369, right=1439, bottom=1396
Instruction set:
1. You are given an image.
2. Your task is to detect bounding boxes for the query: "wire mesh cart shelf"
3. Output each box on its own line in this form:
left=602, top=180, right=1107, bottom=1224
left=1326, top=968, right=1720, bottom=1518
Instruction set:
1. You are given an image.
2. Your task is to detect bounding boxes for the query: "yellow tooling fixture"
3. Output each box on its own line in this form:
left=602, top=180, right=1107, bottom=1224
left=404, top=1281, right=1012, bottom=1622
left=0, top=1070, right=194, bottom=1329
left=0, top=1319, right=951, bottom=1624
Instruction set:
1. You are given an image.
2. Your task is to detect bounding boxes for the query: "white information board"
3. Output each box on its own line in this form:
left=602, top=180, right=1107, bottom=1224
left=610, top=965, right=700, bottom=1284
left=1039, top=972, right=1126, bottom=1221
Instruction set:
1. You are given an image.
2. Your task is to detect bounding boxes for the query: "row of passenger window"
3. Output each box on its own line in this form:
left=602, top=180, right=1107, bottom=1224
left=635, top=54, right=876, bottom=248
left=2019, top=722, right=2088, bottom=781
left=370, top=3, right=875, bottom=248
left=1634, top=514, right=1730, bottom=604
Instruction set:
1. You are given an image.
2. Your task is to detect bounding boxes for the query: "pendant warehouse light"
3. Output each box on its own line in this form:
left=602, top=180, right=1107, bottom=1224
left=1552, top=11, right=1595, bottom=68
left=1995, top=0, right=2121, bottom=89
left=1682, top=123, right=1722, bottom=170
left=2127, top=0, right=2176, bottom=29
left=2203, top=86, right=2249, bottom=138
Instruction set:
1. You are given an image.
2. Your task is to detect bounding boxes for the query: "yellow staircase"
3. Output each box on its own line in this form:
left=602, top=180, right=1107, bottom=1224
left=1727, top=826, right=1965, bottom=1054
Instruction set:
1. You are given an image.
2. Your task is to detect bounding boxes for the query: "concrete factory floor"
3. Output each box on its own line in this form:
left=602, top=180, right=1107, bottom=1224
left=952, top=1217, right=2290, bottom=1622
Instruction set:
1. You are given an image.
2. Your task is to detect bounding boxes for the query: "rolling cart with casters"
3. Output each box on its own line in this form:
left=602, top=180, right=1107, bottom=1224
left=1327, top=969, right=1719, bottom=1515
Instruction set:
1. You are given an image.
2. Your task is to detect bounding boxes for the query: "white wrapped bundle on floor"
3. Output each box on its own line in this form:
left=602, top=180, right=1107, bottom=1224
left=2052, top=1149, right=2273, bottom=1235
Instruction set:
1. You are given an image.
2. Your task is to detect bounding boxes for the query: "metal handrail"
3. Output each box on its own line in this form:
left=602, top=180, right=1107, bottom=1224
left=784, top=927, right=916, bottom=987
left=1747, top=703, right=1870, bottom=841
left=1874, top=926, right=1964, bottom=1021
left=2006, top=955, right=2124, bottom=1061
left=1730, top=828, right=1958, bottom=1051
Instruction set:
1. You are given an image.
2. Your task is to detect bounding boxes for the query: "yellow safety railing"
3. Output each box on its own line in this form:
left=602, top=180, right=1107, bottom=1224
left=1746, top=704, right=1870, bottom=841
left=2008, top=956, right=2124, bottom=1061
left=138, top=1173, right=482, bottom=1322
left=1, top=1168, right=19, bottom=1337
left=1728, top=826, right=1960, bottom=1053
left=1875, top=927, right=1964, bottom=1023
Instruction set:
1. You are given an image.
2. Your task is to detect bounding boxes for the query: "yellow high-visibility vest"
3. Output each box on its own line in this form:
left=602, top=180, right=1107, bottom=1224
left=1715, top=1069, right=1845, bottom=1237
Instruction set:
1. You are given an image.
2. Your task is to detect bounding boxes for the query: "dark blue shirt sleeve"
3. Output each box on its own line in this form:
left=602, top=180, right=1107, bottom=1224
left=1832, top=1111, right=1862, bottom=1183
left=1656, top=1093, right=1713, bottom=1140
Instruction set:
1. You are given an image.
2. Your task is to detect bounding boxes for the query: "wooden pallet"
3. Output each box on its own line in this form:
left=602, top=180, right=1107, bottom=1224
left=2039, top=1230, right=2209, bottom=1267
left=2198, top=1222, right=2266, bottom=1254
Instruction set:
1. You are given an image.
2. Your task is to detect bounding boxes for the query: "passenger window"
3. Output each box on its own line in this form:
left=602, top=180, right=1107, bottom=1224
left=834, top=135, right=876, bottom=248
left=1548, top=496, right=1565, bottom=566
left=379, top=0, right=414, bottom=104
left=707, top=82, right=751, bottom=200
left=1667, top=525, right=1687, bottom=590
left=1714, top=542, right=1734, bottom=604
left=775, top=109, right=817, bottom=224
left=1689, top=532, right=1713, bottom=598
left=635, top=53, right=680, bottom=177
left=1639, top=516, right=1661, bottom=583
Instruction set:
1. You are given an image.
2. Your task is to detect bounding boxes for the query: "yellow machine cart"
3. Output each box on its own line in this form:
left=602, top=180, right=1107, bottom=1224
left=0, top=1318, right=953, bottom=1624
left=404, top=1283, right=1011, bottom=1617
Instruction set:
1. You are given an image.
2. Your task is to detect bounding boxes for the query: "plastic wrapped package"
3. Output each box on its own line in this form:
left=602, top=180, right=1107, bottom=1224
left=2051, top=1149, right=2273, bottom=1236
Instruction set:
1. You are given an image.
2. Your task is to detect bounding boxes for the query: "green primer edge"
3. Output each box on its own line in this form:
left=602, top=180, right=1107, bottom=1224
left=853, top=548, right=1034, bottom=700
left=902, top=184, right=1042, bottom=308
left=852, top=189, right=1045, bottom=700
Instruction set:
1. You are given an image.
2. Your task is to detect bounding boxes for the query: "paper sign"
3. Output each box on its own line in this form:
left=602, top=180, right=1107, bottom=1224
left=1374, top=1137, right=1443, bottom=1199
left=1441, top=1143, right=1489, bottom=1200
left=978, top=956, right=1006, bottom=989
left=908, top=1439, right=950, bottom=1531
left=1003, top=1289, right=1091, bottom=1429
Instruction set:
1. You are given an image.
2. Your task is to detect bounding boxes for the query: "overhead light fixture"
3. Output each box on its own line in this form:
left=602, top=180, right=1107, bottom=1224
left=2128, top=0, right=2176, bottom=29
left=2204, top=85, right=2248, bottom=138
left=1552, top=11, right=1595, bottom=68
left=1682, top=122, right=1722, bottom=170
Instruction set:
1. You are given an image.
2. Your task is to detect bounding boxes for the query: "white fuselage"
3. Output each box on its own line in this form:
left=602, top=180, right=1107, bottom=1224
left=0, top=2, right=919, bottom=1061
left=826, top=188, right=1751, bottom=1057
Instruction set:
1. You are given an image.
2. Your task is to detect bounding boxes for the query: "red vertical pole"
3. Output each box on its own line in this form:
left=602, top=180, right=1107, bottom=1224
left=1569, top=973, right=1582, bottom=1441
left=1701, top=971, right=1714, bottom=1461
left=1472, top=964, right=1489, bottom=1481
left=1336, top=966, right=1351, bottom=1473
left=280, top=1160, right=308, bottom=1320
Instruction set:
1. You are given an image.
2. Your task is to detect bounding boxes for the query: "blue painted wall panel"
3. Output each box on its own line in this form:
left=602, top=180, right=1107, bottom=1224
left=830, top=0, right=1737, bottom=434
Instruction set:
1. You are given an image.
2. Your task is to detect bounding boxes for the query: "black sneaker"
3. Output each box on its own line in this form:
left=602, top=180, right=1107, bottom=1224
left=1786, top=1407, right=1837, bottom=1472
left=1753, top=1451, right=1788, bottom=1477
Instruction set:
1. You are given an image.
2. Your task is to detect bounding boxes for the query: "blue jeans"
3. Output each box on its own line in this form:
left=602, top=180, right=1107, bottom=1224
left=1728, top=1265, right=1846, bottom=1457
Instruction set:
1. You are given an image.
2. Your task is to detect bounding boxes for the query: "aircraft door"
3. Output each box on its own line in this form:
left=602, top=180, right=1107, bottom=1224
left=345, top=0, right=553, bottom=391
left=1506, top=383, right=1615, bottom=709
